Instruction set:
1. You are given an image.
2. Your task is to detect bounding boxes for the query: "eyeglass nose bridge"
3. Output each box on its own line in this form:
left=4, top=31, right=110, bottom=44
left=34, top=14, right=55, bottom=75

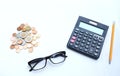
left=49, top=55, right=67, bottom=64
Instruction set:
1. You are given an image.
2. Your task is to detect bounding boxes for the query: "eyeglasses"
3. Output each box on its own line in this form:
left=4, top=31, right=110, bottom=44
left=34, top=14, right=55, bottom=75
left=28, top=51, right=67, bottom=71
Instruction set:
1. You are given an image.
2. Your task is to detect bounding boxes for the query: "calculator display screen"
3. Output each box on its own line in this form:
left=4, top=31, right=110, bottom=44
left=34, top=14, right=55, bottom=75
left=79, top=22, right=104, bottom=35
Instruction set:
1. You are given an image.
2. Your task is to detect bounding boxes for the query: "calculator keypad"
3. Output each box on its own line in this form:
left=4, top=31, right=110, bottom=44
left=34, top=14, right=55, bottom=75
left=68, top=28, right=104, bottom=59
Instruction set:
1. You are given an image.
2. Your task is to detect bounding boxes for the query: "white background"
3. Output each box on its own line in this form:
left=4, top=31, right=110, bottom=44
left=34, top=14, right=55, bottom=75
left=0, top=0, right=120, bottom=76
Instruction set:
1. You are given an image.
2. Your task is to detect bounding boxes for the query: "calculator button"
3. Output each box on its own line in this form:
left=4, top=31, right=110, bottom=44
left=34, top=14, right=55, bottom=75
left=70, top=39, right=75, bottom=43
left=84, top=48, right=88, bottom=52
left=85, top=32, right=89, bottom=35
left=93, top=40, right=97, bottom=44
left=77, top=38, right=81, bottom=42
left=91, top=44, right=96, bottom=47
left=94, top=52, right=99, bottom=57
left=85, top=45, right=89, bottom=49
left=97, top=42, right=101, bottom=46
left=89, top=36, right=92, bottom=39
left=89, top=33, right=93, bottom=36
left=95, top=49, right=99, bottom=53
left=78, top=35, right=82, bottom=38
left=93, top=34, right=98, bottom=40
left=93, top=38, right=98, bottom=41
left=74, top=30, right=79, bottom=34
left=98, top=37, right=104, bottom=42
left=74, top=44, right=79, bottom=48
left=75, top=41, right=79, bottom=45
left=88, top=34, right=93, bottom=39
left=88, top=39, right=92, bottom=42
left=96, top=46, right=100, bottom=49
left=72, top=36, right=76, bottom=40
left=84, top=34, right=87, bottom=37
left=93, top=34, right=98, bottom=38
left=82, top=40, right=86, bottom=43
left=79, top=30, right=84, bottom=33
left=73, top=33, right=77, bottom=36
left=74, top=28, right=79, bottom=33
left=79, top=32, right=83, bottom=35
left=80, top=43, right=84, bottom=47
left=69, top=42, right=74, bottom=46
left=79, top=46, right=83, bottom=50
left=88, top=33, right=93, bottom=37
left=89, top=48, right=94, bottom=54
left=83, top=37, right=87, bottom=40
left=75, top=28, right=79, bottom=31
left=86, top=42, right=90, bottom=45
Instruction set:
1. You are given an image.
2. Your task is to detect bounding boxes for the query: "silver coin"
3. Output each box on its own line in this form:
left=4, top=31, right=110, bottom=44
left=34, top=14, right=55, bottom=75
left=25, top=36, right=32, bottom=43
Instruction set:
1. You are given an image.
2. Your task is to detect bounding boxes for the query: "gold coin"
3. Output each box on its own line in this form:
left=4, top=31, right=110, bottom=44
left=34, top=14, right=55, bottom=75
left=26, top=26, right=31, bottom=31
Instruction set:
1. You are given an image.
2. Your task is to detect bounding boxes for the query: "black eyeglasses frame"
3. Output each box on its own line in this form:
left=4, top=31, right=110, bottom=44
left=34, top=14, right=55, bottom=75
left=28, top=51, right=67, bottom=71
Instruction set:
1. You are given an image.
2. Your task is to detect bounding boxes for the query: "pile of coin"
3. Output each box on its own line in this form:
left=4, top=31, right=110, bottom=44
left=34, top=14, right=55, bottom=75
left=10, top=23, right=40, bottom=53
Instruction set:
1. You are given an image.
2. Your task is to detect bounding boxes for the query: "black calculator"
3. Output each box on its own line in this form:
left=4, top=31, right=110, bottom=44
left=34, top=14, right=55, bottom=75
left=67, top=16, right=109, bottom=59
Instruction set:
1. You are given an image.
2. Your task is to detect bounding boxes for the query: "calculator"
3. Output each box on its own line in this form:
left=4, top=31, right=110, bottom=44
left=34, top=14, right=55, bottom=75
left=67, top=16, right=109, bottom=59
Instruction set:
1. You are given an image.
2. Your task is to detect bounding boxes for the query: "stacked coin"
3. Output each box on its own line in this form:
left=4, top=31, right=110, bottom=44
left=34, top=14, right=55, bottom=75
left=10, top=23, right=40, bottom=53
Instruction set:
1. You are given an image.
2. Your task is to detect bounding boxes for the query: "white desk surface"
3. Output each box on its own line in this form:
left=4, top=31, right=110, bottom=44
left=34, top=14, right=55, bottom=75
left=0, top=0, right=120, bottom=76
